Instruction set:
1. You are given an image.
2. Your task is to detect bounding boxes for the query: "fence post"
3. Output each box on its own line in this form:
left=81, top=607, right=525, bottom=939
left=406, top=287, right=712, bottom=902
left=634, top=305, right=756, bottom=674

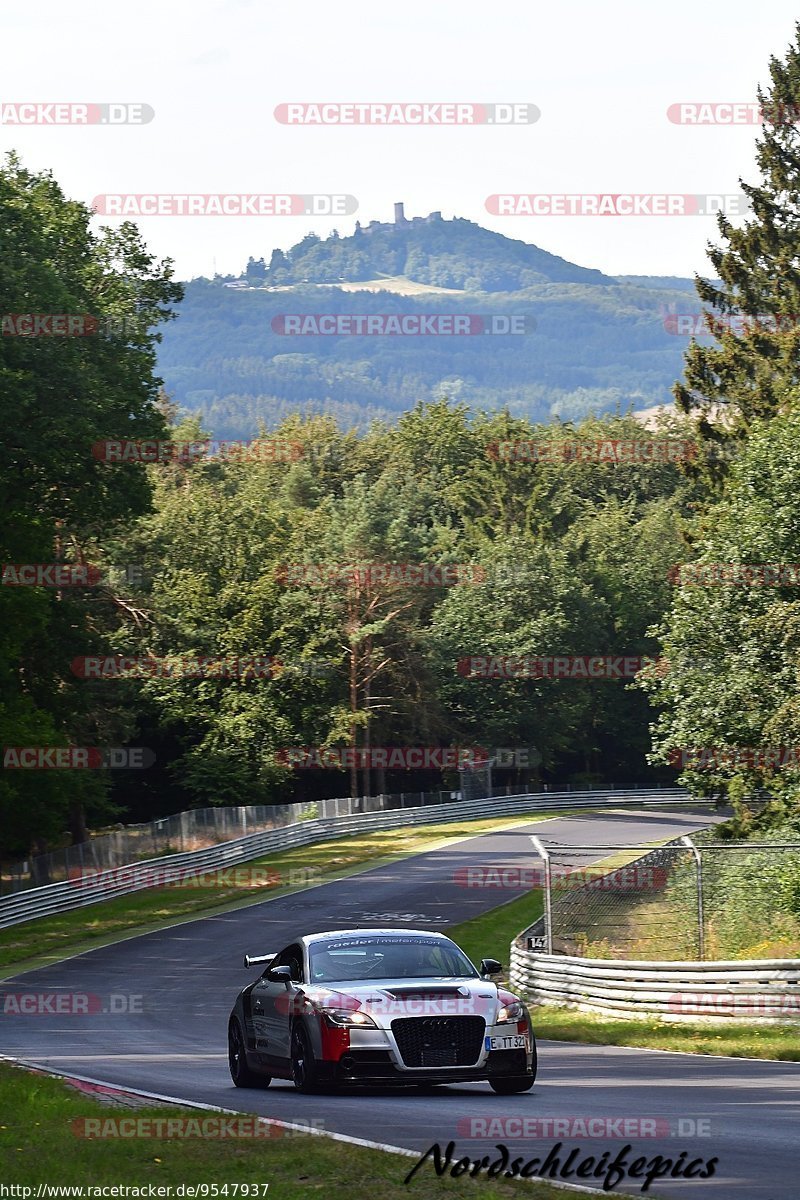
left=680, top=835, right=705, bottom=961
left=530, top=835, right=552, bottom=954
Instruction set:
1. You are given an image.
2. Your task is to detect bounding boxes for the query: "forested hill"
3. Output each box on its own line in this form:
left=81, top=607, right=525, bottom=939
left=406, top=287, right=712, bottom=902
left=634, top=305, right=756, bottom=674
left=156, top=214, right=699, bottom=439
left=244, top=213, right=613, bottom=290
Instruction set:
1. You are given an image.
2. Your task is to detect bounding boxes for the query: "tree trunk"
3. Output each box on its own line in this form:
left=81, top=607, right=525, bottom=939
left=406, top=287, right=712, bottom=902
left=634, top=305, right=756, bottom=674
left=349, top=640, right=359, bottom=800
left=362, top=671, right=371, bottom=800
left=30, top=837, right=51, bottom=886
left=70, top=797, right=90, bottom=845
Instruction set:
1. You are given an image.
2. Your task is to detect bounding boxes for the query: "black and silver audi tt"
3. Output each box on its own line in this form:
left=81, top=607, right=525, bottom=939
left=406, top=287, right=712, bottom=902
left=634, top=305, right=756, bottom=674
left=228, top=927, right=537, bottom=1093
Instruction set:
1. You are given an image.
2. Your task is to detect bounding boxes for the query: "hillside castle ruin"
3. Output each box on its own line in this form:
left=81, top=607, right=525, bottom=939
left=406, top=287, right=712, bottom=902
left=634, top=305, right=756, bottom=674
left=354, top=203, right=444, bottom=235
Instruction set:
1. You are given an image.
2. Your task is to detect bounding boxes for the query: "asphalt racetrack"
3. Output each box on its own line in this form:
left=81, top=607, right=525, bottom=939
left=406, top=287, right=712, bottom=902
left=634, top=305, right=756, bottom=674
left=3, top=806, right=799, bottom=1198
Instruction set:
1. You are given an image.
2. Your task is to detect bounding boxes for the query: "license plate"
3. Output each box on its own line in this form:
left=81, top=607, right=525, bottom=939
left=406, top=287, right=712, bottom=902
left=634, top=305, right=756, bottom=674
left=485, top=1034, right=527, bottom=1051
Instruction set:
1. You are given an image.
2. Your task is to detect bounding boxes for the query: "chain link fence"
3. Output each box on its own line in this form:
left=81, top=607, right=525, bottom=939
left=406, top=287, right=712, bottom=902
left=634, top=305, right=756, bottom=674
left=528, top=831, right=800, bottom=961
left=3, top=804, right=307, bottom=893
left=5, top=784, right=547, bottom=893
left=3, top=778, right=668, bottom=895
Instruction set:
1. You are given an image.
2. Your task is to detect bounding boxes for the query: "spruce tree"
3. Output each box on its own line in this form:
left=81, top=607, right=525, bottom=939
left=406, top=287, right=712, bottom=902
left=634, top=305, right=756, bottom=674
left=675, top=22, right=800, bottom=486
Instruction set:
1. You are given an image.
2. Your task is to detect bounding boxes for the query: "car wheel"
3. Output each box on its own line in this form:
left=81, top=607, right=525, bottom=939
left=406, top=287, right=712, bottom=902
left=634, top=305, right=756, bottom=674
left=228, top=1018, right=269, bottom=1088
left=290, top=1023, right=320, bottom=1093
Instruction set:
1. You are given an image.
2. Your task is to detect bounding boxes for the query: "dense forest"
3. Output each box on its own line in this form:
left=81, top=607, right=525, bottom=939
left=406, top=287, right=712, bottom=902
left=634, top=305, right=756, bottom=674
left=157, top=216, right=700, bottom=437
left=5, top=23, right=800, bottom=861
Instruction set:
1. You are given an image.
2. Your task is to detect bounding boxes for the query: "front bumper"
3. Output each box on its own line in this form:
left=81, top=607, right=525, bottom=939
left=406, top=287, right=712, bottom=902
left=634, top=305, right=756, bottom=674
left=313, top=1017, right=534, bottom=1085
left=317, top=1047, right=531, bottom=1085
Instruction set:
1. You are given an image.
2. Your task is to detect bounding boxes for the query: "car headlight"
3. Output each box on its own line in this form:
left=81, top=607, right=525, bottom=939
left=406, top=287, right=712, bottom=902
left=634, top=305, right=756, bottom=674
left=496, top=1000, right=526, bottom=1023
left=319, top=1007, right=377, bottom=1028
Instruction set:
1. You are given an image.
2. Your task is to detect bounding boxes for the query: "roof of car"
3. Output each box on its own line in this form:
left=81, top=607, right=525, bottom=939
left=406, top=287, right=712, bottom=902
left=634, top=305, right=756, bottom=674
left=302, top=928, right=451, bottom=945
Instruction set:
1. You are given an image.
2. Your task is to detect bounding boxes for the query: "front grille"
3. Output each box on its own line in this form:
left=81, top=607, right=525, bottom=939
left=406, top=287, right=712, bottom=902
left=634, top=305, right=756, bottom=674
left=391, top=1016, right=485, bottom=1067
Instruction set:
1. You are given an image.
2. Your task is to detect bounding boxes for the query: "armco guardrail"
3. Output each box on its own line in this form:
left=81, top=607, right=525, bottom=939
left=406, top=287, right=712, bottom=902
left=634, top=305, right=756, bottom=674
left=508, top=942, right=800, bottom=1024
left=0, top=788, right=691, bottom=930
left=5, top=790, right=468, bottom=892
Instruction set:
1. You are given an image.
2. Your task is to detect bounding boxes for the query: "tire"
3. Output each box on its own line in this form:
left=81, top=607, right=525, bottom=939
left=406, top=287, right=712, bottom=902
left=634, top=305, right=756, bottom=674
left=290, top=1023, right=320, bottom=1093
left=228, top=1018, right=269, bottom=1088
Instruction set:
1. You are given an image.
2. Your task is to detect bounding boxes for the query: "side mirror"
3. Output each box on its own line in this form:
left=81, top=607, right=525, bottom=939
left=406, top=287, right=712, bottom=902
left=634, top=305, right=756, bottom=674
left=266, top=964, right=292, bottom=984
left=480, top=957, right=503, bottom=976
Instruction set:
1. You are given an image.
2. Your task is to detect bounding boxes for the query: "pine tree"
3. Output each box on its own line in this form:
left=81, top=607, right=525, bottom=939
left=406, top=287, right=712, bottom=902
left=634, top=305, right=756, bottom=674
left=675, top=23, right=800, bottom=486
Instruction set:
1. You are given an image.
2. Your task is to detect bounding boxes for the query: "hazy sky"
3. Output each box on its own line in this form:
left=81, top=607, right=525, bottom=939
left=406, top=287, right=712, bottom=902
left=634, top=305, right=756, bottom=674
left=1, top=0, right=797, bottom=280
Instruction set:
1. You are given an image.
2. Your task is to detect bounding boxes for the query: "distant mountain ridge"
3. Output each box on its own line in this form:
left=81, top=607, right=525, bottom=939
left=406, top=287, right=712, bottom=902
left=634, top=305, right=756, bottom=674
left=158, top=209, right=702, bottom=439
left=241, top=204, right=613, bottom=292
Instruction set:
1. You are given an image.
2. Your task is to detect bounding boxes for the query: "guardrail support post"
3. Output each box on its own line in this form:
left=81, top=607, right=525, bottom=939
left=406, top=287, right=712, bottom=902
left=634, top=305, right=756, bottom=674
left=530, top=835, right=552, bottom=954
left=680, top=835, right=705, bottom=961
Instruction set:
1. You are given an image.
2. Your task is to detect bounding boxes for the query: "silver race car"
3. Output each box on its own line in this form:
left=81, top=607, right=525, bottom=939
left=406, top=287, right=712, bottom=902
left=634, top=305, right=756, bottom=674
left=228, top=928, right=537, bottom=1093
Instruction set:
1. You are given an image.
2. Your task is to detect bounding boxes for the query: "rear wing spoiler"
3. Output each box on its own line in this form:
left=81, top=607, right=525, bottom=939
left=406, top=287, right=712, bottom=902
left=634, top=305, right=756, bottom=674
left=243, top=952, right=277, bottom=969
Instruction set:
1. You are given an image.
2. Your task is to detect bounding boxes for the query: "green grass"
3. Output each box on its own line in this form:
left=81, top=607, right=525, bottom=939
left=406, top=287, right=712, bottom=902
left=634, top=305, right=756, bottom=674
left=446, top=839, right=673, bottom=974
left=0, top=809, right=575, bottom=977
left=449, top=890, right=543, bottom=977
left=527, top=1008, right=800, bottom=1060
left=0, top=1061, right=578, bottom=1198
left=446, top=892, right=800, bottom=1060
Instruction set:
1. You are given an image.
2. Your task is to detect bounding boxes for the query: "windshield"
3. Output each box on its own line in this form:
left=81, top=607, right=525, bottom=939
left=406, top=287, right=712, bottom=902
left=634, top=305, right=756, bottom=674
left=308, top=935, right=479, bottom=983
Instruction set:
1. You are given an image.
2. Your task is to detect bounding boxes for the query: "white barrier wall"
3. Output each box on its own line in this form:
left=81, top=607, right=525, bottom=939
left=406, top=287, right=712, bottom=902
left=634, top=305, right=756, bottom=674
left=509, top=939, right=800, bottom=1024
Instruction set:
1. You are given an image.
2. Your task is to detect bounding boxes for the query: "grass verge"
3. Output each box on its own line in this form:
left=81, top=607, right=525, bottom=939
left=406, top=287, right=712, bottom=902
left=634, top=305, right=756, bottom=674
left=0, top=1061, right=578, bottom=1198
left=447, top=893, right=800, bottom=1061
left=449, top=890, right=543, bottom=974
left=0, top=809, right=575, bottom=977
left=528, top=1008, right=800, bottom=1060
